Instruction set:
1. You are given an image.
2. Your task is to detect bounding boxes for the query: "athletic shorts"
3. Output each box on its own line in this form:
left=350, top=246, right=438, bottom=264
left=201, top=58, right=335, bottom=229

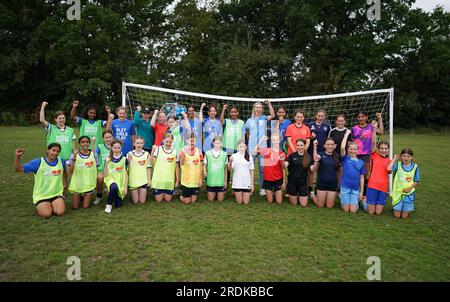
left=262, top=179, right=283, bottom=192
left=287, top=180, right=308, bottom=196
left=181, top=186, right=200, bottom=198
left=206, top=186, right=226, bottom=193
left=35, top=195, right=64, bottom=206
left=393, top=193, right=415, bottom=212
left=340, top=187, right=360, bottom=206
left=72, top=189, right=96, bottom=195
left=153, top=189, right=174, bottom=196
left=366, top=187, right=387, bottom=206
left=130, top=184, right=149, bottom=191
left=357, top=154, right=371, bottom=164
left=233, top=188, right=251, bottom=193
left=316, top=184, right=339, bottom=192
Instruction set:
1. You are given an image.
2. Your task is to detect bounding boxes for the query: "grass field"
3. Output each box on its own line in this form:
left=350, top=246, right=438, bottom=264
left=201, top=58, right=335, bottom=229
left=0, top=127, right=449, bottom=281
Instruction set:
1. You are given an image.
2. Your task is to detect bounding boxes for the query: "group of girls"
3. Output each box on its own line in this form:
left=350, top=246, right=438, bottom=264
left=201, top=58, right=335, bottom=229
left=14, top=100, right=420, bottom=220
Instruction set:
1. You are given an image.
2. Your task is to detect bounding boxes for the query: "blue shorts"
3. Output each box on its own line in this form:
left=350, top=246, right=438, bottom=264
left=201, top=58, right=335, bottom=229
left=393, top=193, right=415, bottom=212
left=340, top=187, right=360, bottom=206
left=153, top=189, right=174, bottom=196
left=366, top=188, right=387, bottom=206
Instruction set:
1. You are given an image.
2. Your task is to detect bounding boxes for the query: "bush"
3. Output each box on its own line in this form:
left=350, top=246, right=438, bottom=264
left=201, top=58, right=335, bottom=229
left=0, top=112, right=17, bottom=126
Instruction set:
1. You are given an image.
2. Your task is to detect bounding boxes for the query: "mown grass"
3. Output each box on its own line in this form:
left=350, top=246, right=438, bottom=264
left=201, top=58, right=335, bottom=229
left=0, top=127, right=449, bottom=281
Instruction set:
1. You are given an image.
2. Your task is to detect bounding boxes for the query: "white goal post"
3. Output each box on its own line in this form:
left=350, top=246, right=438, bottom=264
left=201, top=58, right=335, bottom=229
left=122, top=81, right=394, bottom=193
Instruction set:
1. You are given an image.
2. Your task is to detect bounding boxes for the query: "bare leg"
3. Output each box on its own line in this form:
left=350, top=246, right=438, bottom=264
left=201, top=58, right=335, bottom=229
left=217, top=192, right=225, bottom=202
left=207, top=192, right=216, bottom=202
left=52, top=198, right=66, bottom=216
left=299, top=196, right=308, bottom=207
left=131, top=189, right=139, bottom=204
left=325, top=191, right=337, bottom=209
left=265, top=190, right=274, bottom=204
left=72, top=193, right=81, bottom=210
left=242, top=192, right=250, bottom=205
left=82, top=193, right=92, bottom=208
left=275, top=190, right=283, bottom=205
left=36, top=202, right=53, bottom=219
left=163, top=194, right=173, bottom=202
left=375, top=205, right=384, bottom=215
left=139, top=188, right=147, bottom=203
left=190, top=195, right=198, bottom=203
left=349, top=204, right=358, bottom=213
left=96, top=173, right=104, bottom=194
left=289, top=196, right=298, bottom=205
left=235, top=192, right=243, bottom=204
left=155, top=194, right=164, bottom=202
left=315, top=190, right=327, bottom=208
left=393, top=210, right=402, bottom=218
left=342, top=204, right=350, bottom=212
left=367, top=204, right=376, bottom=215
left=401, top=211, right=410, bottom=219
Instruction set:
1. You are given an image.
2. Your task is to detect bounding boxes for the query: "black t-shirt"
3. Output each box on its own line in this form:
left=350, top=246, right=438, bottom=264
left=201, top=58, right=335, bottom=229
left=286, top=152, right=312, bottom=183
left=317, top=151, right=342, bottom=187
left=329, top=127, right=351, bottom=156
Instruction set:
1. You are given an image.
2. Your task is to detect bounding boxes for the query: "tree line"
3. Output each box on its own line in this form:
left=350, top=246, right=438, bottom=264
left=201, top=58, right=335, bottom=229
left=1, top=0, right=449, bottom=128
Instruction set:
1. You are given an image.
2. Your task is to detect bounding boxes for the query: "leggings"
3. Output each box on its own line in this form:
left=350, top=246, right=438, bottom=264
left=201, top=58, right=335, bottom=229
left=107, top=183, right=123, bottom=208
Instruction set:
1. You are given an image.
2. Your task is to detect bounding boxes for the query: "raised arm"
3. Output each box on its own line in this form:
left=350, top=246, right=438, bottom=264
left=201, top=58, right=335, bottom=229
left=150, top=109, right=158, bottom=127
left=375, top=113, right=384, bottom=135
left=133, top=106, right=142, bottom=126
left=105, top=106, right=114, bottom=130
left=14, top=148, right=25, bottom=172
left=70, top=100, right=79, bottom=123
left=387, top=154, right=399, bottom=172
left=199, top=103, right=206, bottom=123
left=265, top=100, right=275, bottom=121
left=341, top=130, right=351, bottom=156
left=220, top=104, right=227, bottom=125
left=181, top=111, right=190, bottom=131
left=39, top=101, right=49, bottom=128
left=311, top=140, right=320, bottom=172
left=371, top=127, right=378, bottom=153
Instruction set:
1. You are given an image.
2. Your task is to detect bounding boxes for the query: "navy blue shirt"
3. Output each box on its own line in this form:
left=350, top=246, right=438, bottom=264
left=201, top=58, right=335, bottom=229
left=317, top=151, right=341, bottom=189
left=309, top=122, right=331, bottom=153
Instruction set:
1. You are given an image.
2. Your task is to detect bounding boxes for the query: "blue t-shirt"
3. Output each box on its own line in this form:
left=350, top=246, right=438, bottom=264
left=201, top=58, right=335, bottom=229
left=270, top=119, right=291, bottom=150
left=245, top=115, right=268, bottom=155
left=76, top=117, right=107, bottom=127
left=180, top=118, right=202, bottom=150
left=133, top=111, right=155, bottom=149
left=111, top=119, right=135, bottom=155
left=393, top=162, right=420, bottom=182
left=309, top=122, right=331, bottom=153
left=317, top=151, right=341, bottom=188
left=23, top=157, right=67, bottom=174
left=341, top=156, right=366, bottom=191
left=203, top=118, right=223, bottom=152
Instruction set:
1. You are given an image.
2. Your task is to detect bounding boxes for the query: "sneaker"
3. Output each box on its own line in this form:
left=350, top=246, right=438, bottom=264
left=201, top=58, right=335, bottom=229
left=105, top=204, right=112, bottom=213
left=93, top=196, right=102, bottom=205
left=259, top=189, right=266, bottom=196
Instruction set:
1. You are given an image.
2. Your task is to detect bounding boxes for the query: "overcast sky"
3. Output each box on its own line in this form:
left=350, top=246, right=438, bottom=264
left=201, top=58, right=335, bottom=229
left=411, top=0, right=450, bottom=12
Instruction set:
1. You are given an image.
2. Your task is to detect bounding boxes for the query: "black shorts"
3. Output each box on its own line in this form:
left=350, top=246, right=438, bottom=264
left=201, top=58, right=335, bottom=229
left=262, top=179, right=283, bottom=192
left=72, top=189, right=95, bottom=195
left=130, top=184, right=149, bottom=191
left=357, top=154, right=371, bottom=163
left=181, top=186, right=200, bottom=197
left=35, top=195, right=64, bottom=206
left=206, top=186, right=226, bottom=193
left=233, top=188, right=251, bottom=193
left=316, top=184, right=339, bottom=192
left=287, top=180, right=308, bottom=197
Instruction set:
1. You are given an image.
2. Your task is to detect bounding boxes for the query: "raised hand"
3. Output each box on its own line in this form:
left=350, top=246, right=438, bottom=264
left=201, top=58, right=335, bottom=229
left=15, top=148, right=25, bottom=157
left=313, top=140, right=318, bottom=148
left=223, top=104, right=228, bottom=110
left=72, top=100, right=79, bottom=107
left=393, top=154, right=399, bottom=161
left=376, top=112, right=382, bottom=119
left=41, top=101, right=48, bottom=108
left=263, top=99, right=269, bottom=105
left=136, top=105, right=142, bottom=112
left=313, top=153, right=321, bottom=162
left=105, top=105, right=111, bottom=113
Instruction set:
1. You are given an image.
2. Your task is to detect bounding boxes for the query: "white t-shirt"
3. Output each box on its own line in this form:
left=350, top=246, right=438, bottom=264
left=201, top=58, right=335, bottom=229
left=231, top=152, right=254, bottom=189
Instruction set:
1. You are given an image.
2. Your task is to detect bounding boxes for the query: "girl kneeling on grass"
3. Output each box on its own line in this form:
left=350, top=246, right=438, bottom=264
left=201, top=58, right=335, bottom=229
left=388, top=148, right=420, bottom=219
left=203, top=137, right=228, bottom=202
left=340, top=142, right=366, bottom=213
left=311, top=138, right=342, bottom=208
left=285, top=139, right=316, bottom=207
left=151, top=133, right=180, bottom=202
left=94, top=130, right=113, bottom=204
left=255, top=135, right=286, bottom=205
left=14, top=144, right=66, bottom=219
left=104, top=140, right=128, bottom=213
left=229, top=140, right=254, bottom=205
left=127, top=136, right=151, bottom=204
left=179, top=134, right=203, bottom=205
left=361, top=133, right=392, bottom=215
left=68, top=136, right=99, bottom=210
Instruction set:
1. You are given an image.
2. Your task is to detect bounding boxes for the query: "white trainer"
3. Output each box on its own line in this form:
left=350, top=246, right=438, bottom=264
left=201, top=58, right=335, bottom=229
left=259, top=189, right=266, bottom=196
left=105, top=204, right=112, bottom=213
left=93, top=197, right=102, bottom=205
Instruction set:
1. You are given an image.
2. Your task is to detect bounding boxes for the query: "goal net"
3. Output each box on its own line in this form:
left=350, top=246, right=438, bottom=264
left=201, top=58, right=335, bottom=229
left=122, top=81, right=394, bottom=191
